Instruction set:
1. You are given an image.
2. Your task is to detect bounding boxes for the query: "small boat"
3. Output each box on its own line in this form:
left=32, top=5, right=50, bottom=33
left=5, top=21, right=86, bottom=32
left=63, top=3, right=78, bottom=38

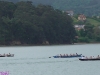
left=0, top=54, right=14, bottom=57
left=79, top=55, right=100, bottom=61
left=53, top=54, right=82, bottom=58
left=79, top=58, right=100, bottom=61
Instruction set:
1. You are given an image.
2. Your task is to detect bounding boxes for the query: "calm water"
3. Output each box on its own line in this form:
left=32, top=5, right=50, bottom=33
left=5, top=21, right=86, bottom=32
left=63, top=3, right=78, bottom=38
left=0, top=44, right=100, bottom=75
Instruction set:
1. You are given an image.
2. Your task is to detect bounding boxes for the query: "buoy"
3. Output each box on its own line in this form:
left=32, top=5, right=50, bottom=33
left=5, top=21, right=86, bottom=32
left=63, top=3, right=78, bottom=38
left=49, top=57, right=51, bottom=58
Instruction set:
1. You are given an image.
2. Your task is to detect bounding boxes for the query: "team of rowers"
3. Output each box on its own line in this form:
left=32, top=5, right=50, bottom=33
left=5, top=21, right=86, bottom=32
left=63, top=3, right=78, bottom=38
left=0, top=53, right=13, bottom=57
left=81, top=55, right=100, bottom=59
left=57, top=53, right=80, bottom=57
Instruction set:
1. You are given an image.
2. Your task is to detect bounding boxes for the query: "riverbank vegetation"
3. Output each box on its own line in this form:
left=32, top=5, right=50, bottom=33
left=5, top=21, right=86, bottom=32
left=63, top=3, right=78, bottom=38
left=0, top=1, right=100, bottom=45
left=73, top=15, right=100, bottom=43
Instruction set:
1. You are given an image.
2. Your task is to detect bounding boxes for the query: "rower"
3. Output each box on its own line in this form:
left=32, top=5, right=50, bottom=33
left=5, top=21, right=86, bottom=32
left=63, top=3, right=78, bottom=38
left=90, top=56, right=92, bottom=59
left=66, top=54, right=68, bottom=56
left=76, top=53, right=78, bottom=56
left=70, top=54, right=72, bottom=56
left=85, top=56, right=88, bottom=59
left=93, top=56, right=95, bottom=58
left=81, top=56, right=85, bottom=59
left=60, top=54, right=62, bottom=57
left=9, top=53, right=11, bottom=55
left=73, top=54, right=75, bottom=56
left=3, top=53, right=5, bottom=56
left=97, top=55, right=100, bottom=58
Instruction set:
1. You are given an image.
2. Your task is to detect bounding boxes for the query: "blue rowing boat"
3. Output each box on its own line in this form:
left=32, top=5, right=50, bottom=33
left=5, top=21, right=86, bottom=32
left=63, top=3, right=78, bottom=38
left=53, top=54, right=82, bottom=58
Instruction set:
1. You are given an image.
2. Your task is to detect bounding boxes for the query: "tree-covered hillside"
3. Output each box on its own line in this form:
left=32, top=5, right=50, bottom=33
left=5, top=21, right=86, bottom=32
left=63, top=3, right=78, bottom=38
left=52, top=0, right=100, bottom=16
left=0, top=0, right=54, bottom=4
left=1, top=0, right=100, bottom=45
left=0, top=1, right=76, bottom=45
left=1, top=0, right=100, bottom=16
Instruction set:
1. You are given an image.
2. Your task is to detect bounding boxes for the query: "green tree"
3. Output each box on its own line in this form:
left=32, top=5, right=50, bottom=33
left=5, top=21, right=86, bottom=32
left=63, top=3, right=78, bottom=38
left=84, top=23, right=94, bottom=39
left=93, top=26, right=100, bottom=41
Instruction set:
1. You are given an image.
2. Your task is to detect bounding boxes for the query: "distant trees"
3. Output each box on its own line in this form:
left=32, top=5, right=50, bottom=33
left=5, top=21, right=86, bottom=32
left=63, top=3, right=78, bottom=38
left=52, top=0, right=100, bottom=16
left=93, top=26, right=100, bottom=41
left=0, top=1, right=76, bottom=45
left=1, top=0, right=100, bottom=16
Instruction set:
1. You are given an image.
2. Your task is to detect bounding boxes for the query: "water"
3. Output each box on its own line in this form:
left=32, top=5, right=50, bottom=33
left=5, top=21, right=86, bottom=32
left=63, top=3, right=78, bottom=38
left=0, top=44, right=100, bottom=75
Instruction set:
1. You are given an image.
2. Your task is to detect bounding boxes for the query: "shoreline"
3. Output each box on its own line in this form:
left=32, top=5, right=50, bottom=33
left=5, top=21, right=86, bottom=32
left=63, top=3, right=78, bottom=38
left=0, top=42, right=100, bottom=47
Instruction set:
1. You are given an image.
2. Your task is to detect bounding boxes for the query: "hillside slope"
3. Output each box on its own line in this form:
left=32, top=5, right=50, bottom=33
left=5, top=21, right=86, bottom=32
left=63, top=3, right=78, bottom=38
left=1, top=0, right=100, bottom=16
left=52, top=0, right=100, bottom=16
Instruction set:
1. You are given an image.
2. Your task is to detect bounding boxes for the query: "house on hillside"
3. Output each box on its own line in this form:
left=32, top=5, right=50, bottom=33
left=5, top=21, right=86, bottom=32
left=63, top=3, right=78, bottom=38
left=66, top=10, right=74, bottom=16
left=78, top=14, right=86, bottom=21
left=74, top=25, right=85, bottom=31
left=97, top=16, right=100, bottom=18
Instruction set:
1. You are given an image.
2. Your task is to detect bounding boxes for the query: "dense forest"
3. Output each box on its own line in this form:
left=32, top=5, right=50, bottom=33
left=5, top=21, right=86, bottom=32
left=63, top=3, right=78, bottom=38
left=1, top=0, right=100, bottom=16
left=0, top=1, right=76, bottom=45
left=0, top=0, right=54, bottom=4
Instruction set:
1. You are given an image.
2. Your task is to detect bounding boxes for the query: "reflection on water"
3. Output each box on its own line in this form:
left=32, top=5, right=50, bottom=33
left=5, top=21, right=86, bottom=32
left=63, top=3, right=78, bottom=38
left=0, top=44, right=100, bottom=75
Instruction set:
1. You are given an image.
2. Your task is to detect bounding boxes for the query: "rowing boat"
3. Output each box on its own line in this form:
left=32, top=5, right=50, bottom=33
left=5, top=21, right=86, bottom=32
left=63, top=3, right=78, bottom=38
left=0, top=54, right=14, bottom=57
left=53, top=54, right=82, bottom=58
left=79, top=58, right=100, bottom=61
